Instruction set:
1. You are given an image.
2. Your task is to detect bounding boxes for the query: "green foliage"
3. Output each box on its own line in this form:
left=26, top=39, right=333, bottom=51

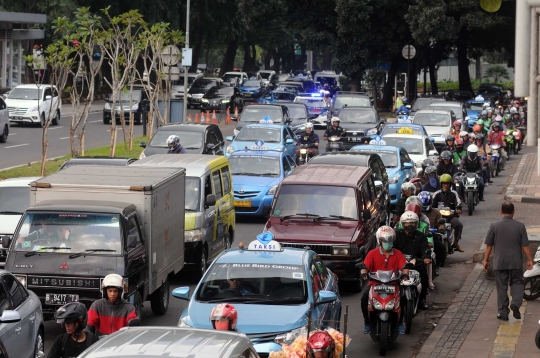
left=484, top=64, right=510, bottom=83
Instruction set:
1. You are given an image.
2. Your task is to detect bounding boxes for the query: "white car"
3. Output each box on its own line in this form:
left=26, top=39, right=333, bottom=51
left=172, top=73, right=201, bottom=99
left=258, top=70, right=276, bottom=86
left=412, top=109, right=456, bottom=152
left=382, top=131, right=439, bottom=173
left=0, top=97, right=8, bottom=143
left=222, top=71, right=248, bottom=85
left=5, top=84, right=62, bottom=127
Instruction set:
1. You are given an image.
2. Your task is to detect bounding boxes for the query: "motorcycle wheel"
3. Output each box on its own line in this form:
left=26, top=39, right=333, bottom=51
left=405, top=298, right=414, bottom=334
left=496, top=160, right=500, bottom=177
left=524, top=276, right=540, bottom=300
left=536, top=327, right=540, bottom=349
left=467, top=191, right=474, bottom=216
left=379, top=320, right=389, bottom=356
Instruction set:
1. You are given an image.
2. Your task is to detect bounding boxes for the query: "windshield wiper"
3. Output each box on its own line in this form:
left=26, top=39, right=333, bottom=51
left=184, top=147, right=200, bottom=150
left=69, top=249, right=116, bottom=259
left=0, top=211, right=23, bottom=215
left=25, top=247, right=71, bottom=257
left=280, top=213, right=320, bottom=222
left=314, top=215, right=356, bottom=221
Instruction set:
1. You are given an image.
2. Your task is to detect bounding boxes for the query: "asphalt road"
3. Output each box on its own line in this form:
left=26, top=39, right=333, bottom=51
left=37, top=126, right=524, bottom=357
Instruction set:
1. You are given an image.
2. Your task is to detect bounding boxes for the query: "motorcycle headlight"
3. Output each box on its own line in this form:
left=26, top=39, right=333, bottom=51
left=467, top=178, right=475, bottom=184
left=104, top=102, right=111, bottom=110
left=185, top=229, right=205, bottom=242
left=329, top=137, right=337, bottom=142
left=332, top=246, right=349, bottom=256
left=367, top=128, right=377, bottom=135
left=299, top=148, right=307, bottom=154
left=267, top=185, right=278, bottom=195
left=201, top=98, right=209, bottom=103
left=14, top=275, right=27, bottom=288
left=389, top=175, right=400, bottom=184
left=131, top=104, right=138, bottom=111
left=179, top=317, right=192, bottom=328
left=385, top=301, right=395, bottom=310
left=139, top=151, right=146, bottom=159
left=226, top=146, right=234, bottom=154
left=221, top=99, right=230, bottom=104
left=274, top=325, right=307, bottom=345
left=372, top=299, right=383, bottom=310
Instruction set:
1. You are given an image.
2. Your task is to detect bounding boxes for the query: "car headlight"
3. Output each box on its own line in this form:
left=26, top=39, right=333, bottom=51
left=104, top=102, right=111, bottom=110
left=367, top=128, right=377, bottom=135
left=222, top=99, right=230, bottom=104
left=131, top=104, right=138, bottom=111
left=201, top=98, right=208, bottom=103
left=185, top=229, right=205, bottom=242
left=372, top=299, right=383, bottom=310
left=332, top=246, right=349, bottom=256
left=267, top=185, right=278, bottom=195
left=179, top=317, right=192, bottom=328
left=226, top=146, right=234, bottom=154
left=274, top=325, right=307, bottom=345
left=15, top=275, right=27, bottom=288
left=139, top=151, right=146, bottom=159
left=27, top=106, right=38, bottom=112
left=389, top=175, right=400, bottom=184
left=187, top=93, right=192, bottom=98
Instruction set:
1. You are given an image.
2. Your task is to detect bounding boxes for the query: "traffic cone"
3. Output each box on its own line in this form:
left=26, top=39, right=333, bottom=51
left=187, top=114, right=192, bottom=123
left=234, top=107, right=239, bottom=119
left=212, top=110, right=217, bottom=124
left=195, top=113, right=199, bottom=123
left=200, top=112, right=205, bottom=123
left=206, top=110, right=210, bottom=123
left=226, top=107, right=231, bottom=124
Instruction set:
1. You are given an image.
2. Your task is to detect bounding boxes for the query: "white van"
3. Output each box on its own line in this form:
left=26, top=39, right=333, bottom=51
left=5, top=84, right=62, bottom=127
left=222, top=71, right=248, bottom=85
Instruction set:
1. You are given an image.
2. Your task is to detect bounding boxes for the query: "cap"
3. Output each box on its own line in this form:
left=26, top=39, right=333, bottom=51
left=397, top=91, right=404, bottom=94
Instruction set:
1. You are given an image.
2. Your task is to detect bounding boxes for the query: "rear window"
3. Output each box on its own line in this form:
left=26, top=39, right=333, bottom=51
left=240, top=108, right=283, bottom=123
left=413, top=113, right=451, bottom=127
left=295, top=98, right=326, bottom=107
left=428, top=105, right=462, bottom=119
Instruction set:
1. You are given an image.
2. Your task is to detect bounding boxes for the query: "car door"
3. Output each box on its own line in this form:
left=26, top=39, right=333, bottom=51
left=425, top=138, right=437, bottom=159
left=209, top=129, right=224, bottom=155
left=209, top=169, right=226, bottom=259
left=360, top=180, right=379, bottom=239
left=43, top=87, right=53, bottom=118
left=313, top=256, right=340, bottom=327
left=400, top=149, right=414, bottom=181
left=281, top=156, right=292, bottom=177
left=0, top=98, right=7, bottom=141
left=2, top=274, right=33, bottom=358
left=282, top=127, right=294, bottom=155
left=284, top=155, right=297, bottom=174
left=125, top=215, right=146, bottom=298
left=202, top=174, right=217, bottom=258
left=219, top=165, right=234, bottom=249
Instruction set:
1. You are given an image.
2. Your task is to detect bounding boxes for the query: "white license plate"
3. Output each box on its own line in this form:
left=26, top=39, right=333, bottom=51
left=374, top=285, right=395, bottom=293
left=330, top=143, right=340, bottom=148
left=45, top=293, right=79, bottom=305
left=492, top=152, right=499, bottom=157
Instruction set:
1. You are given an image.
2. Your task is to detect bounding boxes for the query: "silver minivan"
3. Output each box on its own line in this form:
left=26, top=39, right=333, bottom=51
left=77, top=327, right=260, bottom=358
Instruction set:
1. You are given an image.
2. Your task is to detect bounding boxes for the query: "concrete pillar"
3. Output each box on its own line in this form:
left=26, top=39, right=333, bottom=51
left=7, top=40, right=12, bottom=87
left=529, top=9, right=538, bottom=148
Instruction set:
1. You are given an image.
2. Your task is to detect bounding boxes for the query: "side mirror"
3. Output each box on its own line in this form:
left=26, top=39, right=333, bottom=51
left=429, top=150, right=439, bottom=156
left=429, top=137, right=435, bottom=143
left=45, top=95, right=52, bottom=100
left=226, top=136, right=234, bottom=142
left=172, top=287, right=190, bottom=300
left=362, top=209, right=371, bottom=221
left=261, top=205, right=271, bottom=217
left=128, top=318, right=141, bottom=327
left=1, top=236, right=10, bottom=249
left=205, top=194, right=216, bottom=207
left=403, top=162, right=414, bottom=169
left=316, top=291, right=337, bottom=305
left=286, top=138, right=294, bottom=144
left=139, top=141, right=147, bottom=148
left=0, top=310, right=21, bottom=324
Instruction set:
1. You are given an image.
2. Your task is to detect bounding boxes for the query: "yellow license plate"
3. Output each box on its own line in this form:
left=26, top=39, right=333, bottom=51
left=235, top=200, right=252, bottom=207
left=244, top=94, right=251, bottom=97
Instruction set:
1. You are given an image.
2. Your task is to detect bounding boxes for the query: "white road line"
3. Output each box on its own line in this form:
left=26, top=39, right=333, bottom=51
left=48, top=126, right=64, bottom=130
left=5, top=144, right=29, bottom=149
left=60, top=136, right=70, bottom=140
left=89, top=120, right=102, bottom=123
left=10, top=133, right=16, bottom=135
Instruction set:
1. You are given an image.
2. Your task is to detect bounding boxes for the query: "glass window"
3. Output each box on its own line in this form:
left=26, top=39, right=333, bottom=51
left=239, top=348, right=259, bottom=358
left=428, top=105, right=462, bottom=120
left=367, top=178, right=377, bottom=202
left=8, top=88, right=42, bottom=100
left=127, top=216, right=142, bottom=249
left=43, top=88, right=52, bottom=99
left=313, top=256, right=330, bottom=288
left=206, top=131, right=219, bottom=147
left=243, top=80, right=261, bottom=87
left=285, top=105, right=306, bottom=118
left=295, top=98, right=326, bottom=108
left=3, top=275, right=26, bottom=309
left=0, top=98, right=5, bottom=110
left=465, top=102, right=486, bottom=110
left=221, top=166, right=231, bottom=194
left=204, top=175, right=213, bottom=200
left=206, top=86, right=234, bottom=96
left=349, top=149, right=398, bottom=168
left=382, top=137, right=423, bottom=155
left=338, top=109, right=377, bottom=123
left=185, top=177, right=201, bottom=212
left=399, top=150, right=408, bottom=166
left=0, top=281, right=8, bottom=315
left=282, top=157, right=291, bottom=173
left=361, top=182, right=372, bottom=209
left=426, top=138, right=436, bottom=152
left=0, top=187, right=30, bottom=214
left=334, top=96, right=370, bottom=108
left=272, top=185, right=358, bottom=219
left=212, top=170, right=223, bottom=200
left=240, top=108, right=283, bottom=123
left=413, top=113, right=451, bottom=127
left=285, top=155, right=297, bottom=169
left=235, top=127, right=281, bottom=143
left=149, top=131, right=203, bottom=150
left=310, top=259, right=321, bottom=298
left=273, top=92, right=296, bottom=101
left=229, top=155, right=280, bottom=177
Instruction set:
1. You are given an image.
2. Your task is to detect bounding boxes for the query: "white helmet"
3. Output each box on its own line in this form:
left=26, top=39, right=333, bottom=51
left=483, top=103, right=491, bottom=109
left=459, top=131, right=469, bottom=138
left=401, top=182, right=416, bottom=194
left=495, top=115, right=502, bottom=122
left=510, top=107, right=518, bottom=114
left=400, top=211, right=419, bottom=223
left=467, top=144, right=479, bottom=160
left=305, top=123, right=314, bottom=130
left=469, top=133, right=476, bottom=139
left=102, top=274, right=124, bottom=298
left=376, top=226, right=396, bottom=244
left=331, top=116, right=341, bottom=123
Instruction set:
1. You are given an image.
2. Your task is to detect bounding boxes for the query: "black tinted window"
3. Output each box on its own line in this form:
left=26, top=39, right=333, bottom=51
left=3, top=275, right=27, bottom=308
left=212, top=170, right=223, bottom=199
left=221, top=166, right=231, bottom=194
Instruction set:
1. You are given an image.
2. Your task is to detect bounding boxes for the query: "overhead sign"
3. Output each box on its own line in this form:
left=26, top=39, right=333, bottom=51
left=402, top=45, right=416, bottom=60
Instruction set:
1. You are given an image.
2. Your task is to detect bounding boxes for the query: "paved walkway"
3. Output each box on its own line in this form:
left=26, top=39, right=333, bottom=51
left=505, top=151, right=540, bottom=203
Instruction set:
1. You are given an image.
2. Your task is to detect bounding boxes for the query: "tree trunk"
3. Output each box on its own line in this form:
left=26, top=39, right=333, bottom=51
left=475, top=55, right=482, bottom=81
left=429, top=61, right=438, bottom=95
left=242, top=43, right=255, bottom=72
left=382, top=58, right=399, bottom=111
left=220, top=37, right=239, bottom=75
left=190, top=17, right=205, bottom=73
left=322, top=47, right=332, bottom=70
left=273, top=50, right=280, bottom=73
left=457, top=26, right=473, bottom=93
left=264, top=50, right=272, bottom=70
left=313, top=51, right=320, bottom=71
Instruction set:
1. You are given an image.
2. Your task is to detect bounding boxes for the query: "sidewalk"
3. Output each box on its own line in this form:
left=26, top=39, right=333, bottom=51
left=505, top=151, right=540, bottom=204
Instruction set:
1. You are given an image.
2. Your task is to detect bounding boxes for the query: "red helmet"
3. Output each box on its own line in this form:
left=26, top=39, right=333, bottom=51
left=307, top=331, right=335, bottom=358
left=405, top=202, right=422, bottom=217
left=455, top=138, right=464, bottom=146
left=210, top=303, right=238, bottom=331
left=473, top=124, right=482, bottom=132
left=453, top=121, right=461, bottom=127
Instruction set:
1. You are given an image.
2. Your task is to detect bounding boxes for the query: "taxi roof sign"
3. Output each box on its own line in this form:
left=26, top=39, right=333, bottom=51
left=247, top=232, right=282, bottom=251
left=397, top=127, right=414, bottom=134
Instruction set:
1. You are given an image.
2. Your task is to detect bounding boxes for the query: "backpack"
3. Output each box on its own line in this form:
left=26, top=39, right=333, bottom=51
left=60, top=332, right=94, bottom=356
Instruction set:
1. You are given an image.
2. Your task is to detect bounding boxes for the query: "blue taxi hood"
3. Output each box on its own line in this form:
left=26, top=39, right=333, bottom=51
left=239, top=85, right=261, bottom=92
left=233, top=141, right=283, bottom=151
left=467, top=109, right=480, bottom=119
left=182, top=302, right=309, bottom=334
left=232, top=174, right=281, bottom=189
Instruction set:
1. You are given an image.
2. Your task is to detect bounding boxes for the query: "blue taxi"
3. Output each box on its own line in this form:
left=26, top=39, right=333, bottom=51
left=258, top=90, right=297, bottom=104
left=229, top=151, right=296, bottom=216
left=225, top=122, right=298, bottom=158
left=350, top=145, right=416, bottom=205
left=172, top=233, right=342, bottom=357
left=380, top=123, right=428, bottom=137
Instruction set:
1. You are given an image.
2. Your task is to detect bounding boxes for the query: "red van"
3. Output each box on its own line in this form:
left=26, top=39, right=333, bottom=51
left=263, top=164, right=382, bottom=291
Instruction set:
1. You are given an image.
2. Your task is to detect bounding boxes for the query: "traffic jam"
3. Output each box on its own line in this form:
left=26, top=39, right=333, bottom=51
left=0, top=69, right=530, bottom=358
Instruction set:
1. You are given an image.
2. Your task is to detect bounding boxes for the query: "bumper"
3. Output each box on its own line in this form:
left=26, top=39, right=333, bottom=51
left=184, top=241, right=203, bottom=267
left=9, top=112, right=40, bottom=123
left=324, top=257, right=362, bottom=280
left=233, top=195, right=273, bottom=216
left=103, top=110, right=141, bottom=121
left=200, top=102, right=228, bottom=111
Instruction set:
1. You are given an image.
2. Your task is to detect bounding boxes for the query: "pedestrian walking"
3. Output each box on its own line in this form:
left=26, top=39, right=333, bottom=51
left=483, top=202, right=533, bottom=321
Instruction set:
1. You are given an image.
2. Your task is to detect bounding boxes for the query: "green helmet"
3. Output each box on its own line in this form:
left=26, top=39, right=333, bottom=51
left=440, top=174, right=453, bottom=184
left=477, top=119, right=484, bottom=126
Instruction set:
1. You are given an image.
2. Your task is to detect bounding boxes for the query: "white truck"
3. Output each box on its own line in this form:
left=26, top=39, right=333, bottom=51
left=3, top=165, right=185, bottom=320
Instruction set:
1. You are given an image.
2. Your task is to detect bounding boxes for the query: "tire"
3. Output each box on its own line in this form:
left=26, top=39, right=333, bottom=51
left=524, top=276, right=540, bottom=300
left=0, top=124, right=7, bottom=143
left=150, top=278, right=169, bottom=316
left=496, top=160, right=500, bottom=177
left=39, top=113, right=45, bottom=128
left=405, top=296, right=414, bottom=334
left=103, top=116, right=110, bottom=124
left=196, top=247, right=208, bottom=279
left=467, top=191, right=474, bottom=216
left=52, top=110, right=60, bottom=125
left=379, top=320, right=389, bottom=356
left=33, top=328, right=44, bottom=358
left=536, top=327, right=540, bottom=349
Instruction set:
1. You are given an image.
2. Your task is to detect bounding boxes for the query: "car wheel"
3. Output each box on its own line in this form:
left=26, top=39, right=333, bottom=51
left=103, top=115, right=110, bottom=124
left=0, top=124, right=7, bottom=143
left=39, top=113, right=46, bottom=128
left=33, top=328, right=44, bottom=358
left=150, top=278, right=169, bottom=316
left=52, top=110, right=60, bottom=125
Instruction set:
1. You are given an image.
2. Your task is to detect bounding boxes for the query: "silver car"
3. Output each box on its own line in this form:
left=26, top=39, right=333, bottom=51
left=77, top=327, right=260, bottom=358
left=0, top=270, right=44, bottom=358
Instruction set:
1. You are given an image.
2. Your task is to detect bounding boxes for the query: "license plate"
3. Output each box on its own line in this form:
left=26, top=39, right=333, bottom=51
left=374, top=285, right=395, bottom=293
left=234, top=200, right=252, bottom=207
left=45, top=293, right=79, bottom=305
left=348, top=137, right=358, bottom=142
left=330, top=143, right=340, bottom=148
left=244, top=94, right=251, bottom=97
left=492, top=152, right=499, bottom=157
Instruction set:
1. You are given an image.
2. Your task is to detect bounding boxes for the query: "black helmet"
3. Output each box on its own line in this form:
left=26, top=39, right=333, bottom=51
left=440, top=150, right=453, bottom=160
left=421, top=158, right=435, bottom=171
left=445, top=135, right=455, bottom=142
left=55, top=302, right=88, bottom=334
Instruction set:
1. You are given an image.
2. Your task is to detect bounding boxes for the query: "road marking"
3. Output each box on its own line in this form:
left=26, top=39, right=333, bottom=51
left=59, top=136, right=70, bottom=140
left=89, top=120, right=102, bottom=123
left=48, top=126, right=64, bottom=130
left=490, top=300, right=526, bottom=357
left=4, top=144, right=29, bottom=148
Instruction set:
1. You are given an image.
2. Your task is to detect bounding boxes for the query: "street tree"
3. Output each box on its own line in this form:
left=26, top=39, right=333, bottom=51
left=485, top=64, right=509, bottom=83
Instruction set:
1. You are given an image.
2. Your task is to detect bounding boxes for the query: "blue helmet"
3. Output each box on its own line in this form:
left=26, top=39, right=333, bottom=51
left=417, top=191, right=433, bottom=212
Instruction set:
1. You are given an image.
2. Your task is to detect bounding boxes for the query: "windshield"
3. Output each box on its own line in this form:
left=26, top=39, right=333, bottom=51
left=285, top=106, right=306, bottom=118
left=149, top=131, right=203, bottom=149
left=119, top=90, right=141, bottom=101
left=206, top=87, right=234, bottom=96
left=350, top=150, right=398, bottom=168
left=230, top=155, right=280, bottom=176
left=429, top=105, right=462, bottom=119
left=272, top=185, right=358, bottom=219
left=240, top=108, right=283, bottom=123
left=413, top=113, right=450, bottom=127
left=295, top=98, right=326, bottom=108
left=382, top=137, right=424, bottom=155
left=316, top=77, right=337, bottom=86
left=173, top=77, right=197, bottom=86
left=236, top=127, right=281, bottom=143
left=274, top=92, right=296, bottom=101
left=411, top=99, right=434, bottom=111
left=466, top=102, right=486, bottom=110
left=186, top=177, right=201, bottom=212
left=15, top=212, right=121, bottom=254
left=191, top=80, right=216, bottom=90
left=243, top=80, right=261, bottom=87
left=0, top=187, right=30, bottom=213
left=196, top=262, right=307, bottom=303
left=334, top=96, right=370, bottom=108
left=223, top=74, right=242, bottom=82
left=259, top=72, right=272, bottom=79
left=8, top=88, right=41, bottom=100
left=339, top=110, right=377, bottom=123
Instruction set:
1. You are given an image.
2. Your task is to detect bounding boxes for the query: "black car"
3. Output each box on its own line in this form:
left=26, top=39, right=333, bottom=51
left=307, top=152, right=390, bottom=225
left=233, top=104, right=290, bottom=135
left=187, top=78, right=223, bottom=108
left=409, top=96, right=446, bottom=118
left=60, top=156, right=136, bottom=170
left=281, top=102, right=310, bottom=127
left=445, top=90, right=474, bottom=103
left=139, top=123, right=225, bottom=158
left=103, top=87, right=149, bottom=125
left=333, top=106, right=385, bottom=149
left=200, top=86, right=244, bottom=112
left=284, top=78, right=317, bottom=92
left=477, top=84, right=506, bottom=103
left=329, top=91, right=371, bottom=118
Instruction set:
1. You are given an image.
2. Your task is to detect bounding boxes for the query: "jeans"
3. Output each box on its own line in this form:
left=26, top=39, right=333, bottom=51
left=451, top=217, right=463, bottom=243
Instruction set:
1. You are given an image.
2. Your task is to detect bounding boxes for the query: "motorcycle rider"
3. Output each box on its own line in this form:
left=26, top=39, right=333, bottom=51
left=475, top=134, right=493, bottom=184
left=451, top=121, right=462, bottom=140
left=166, top=135, right=187, bottom=154
left=394, top=182, right=416, bottom=223
left=441, top=135, right=455, bottom=153
left=210, top=303, right=238, bottom=331
left=422, top=166, right=440, bottom=193
left=307, top=331, right=336, bottom=358
left=323, top=117, right=347, bottom=151
left=487, top=121, right=507, bottom=170
left=476, top=119, right=489, bottom=136
left=437, top=150, right=458, bottom=177
left=490, top=115, right=506, bottom=133
left=453, top=138, right=467, bottom=163
left=433, top=174, right=464, bottom=252
left=396, top=97, right=411, bottom=114
left=404, top=197, right=431, bottom=226
left=418, top=191, right=447, bottom=269
left=48, top=302, right=99, bottom=358
left=394, top=212, right=431, bottom=309
left=294, top=122, right=319, bottom=165
left=360, top=226, right=409, bottom=334
left=87, top=274, right=139, bottom=337
left=459, top=131, right=471, bottom=151
left=459, top=144, right=485, bottom=201
left=417, top=158, right=435, bottom=186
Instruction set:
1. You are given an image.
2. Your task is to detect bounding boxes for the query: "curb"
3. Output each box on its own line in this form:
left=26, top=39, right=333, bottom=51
left=503, top=153, right=540, bottom=203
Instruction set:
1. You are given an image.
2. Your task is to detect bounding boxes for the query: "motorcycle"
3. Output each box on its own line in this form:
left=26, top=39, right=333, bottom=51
left=438, top=207, right=455, bottom=255
left=524, top=245, right=540, bottom=301
left=504, top=130, right=515, bottom=160
left=489, top=144, right=502, bottom=177
left=328, top=135, right=345, bottom=152
left=506, top=127, right=521, bottom=154
left=461, top=170, right=481, bottom=216
left=400, top=256, right=422, bottom=335
left=430, top=228, right=445, bottom=268
left=298, top=144, right=309, bottom=165
left=396, top=111, right=411, bottom=123
left=536, top=319, right=540, bottom=349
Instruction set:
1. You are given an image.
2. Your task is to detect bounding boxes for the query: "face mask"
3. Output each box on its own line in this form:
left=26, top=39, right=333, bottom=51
left=382, top=242, right=393, bottom=251
left=403, top=224, right=416, bottom=232
left=429, top=176, right=438, bottom=188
